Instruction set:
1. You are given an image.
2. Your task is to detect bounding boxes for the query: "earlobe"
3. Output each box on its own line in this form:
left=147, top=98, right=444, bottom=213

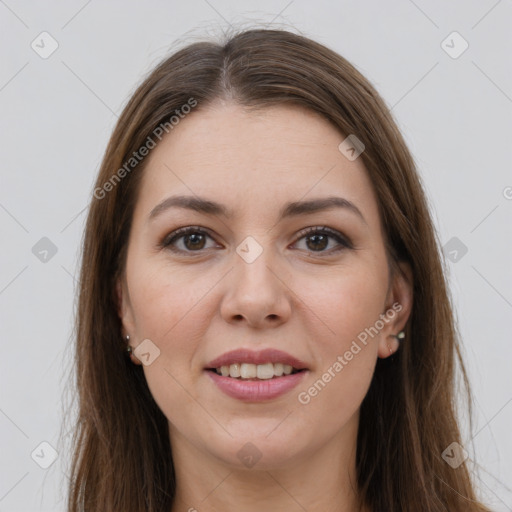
left=378, top=260, right=414, bottom=359
left=125, top=335, right=142, bottom=365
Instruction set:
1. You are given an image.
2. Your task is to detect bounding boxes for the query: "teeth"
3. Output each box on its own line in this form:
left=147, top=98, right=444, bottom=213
left=215, top=362, right=300, bottom=379
left=229, top=363, right=241, bottom=378
left=240, top=363, right=257, bottom=379
left=257, top=363, right=274, bottom=379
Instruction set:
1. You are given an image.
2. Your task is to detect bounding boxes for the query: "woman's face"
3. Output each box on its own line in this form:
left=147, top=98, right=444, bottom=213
left=118, top=101, right=412, bottom=470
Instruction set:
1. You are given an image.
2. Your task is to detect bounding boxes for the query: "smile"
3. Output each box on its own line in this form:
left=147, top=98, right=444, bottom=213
left=205, top=348, right=309, bottom=401
left=211, top=362, right=302, bottom=380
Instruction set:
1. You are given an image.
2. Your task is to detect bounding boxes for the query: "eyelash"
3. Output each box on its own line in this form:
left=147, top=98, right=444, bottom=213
left=160, top=225, right=353, bottom=256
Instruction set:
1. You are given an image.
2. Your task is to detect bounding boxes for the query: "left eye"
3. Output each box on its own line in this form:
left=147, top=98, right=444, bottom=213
left=293, top=226, right=352, bottom=254
left=161, top=226, right=352, bottom=255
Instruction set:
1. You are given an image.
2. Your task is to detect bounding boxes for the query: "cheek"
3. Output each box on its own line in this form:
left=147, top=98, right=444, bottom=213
left=127, top=258, right=220, bottom=410
left=299, top=262, right=388, bottom=346
left=128, top=258, right=214, bottom=341
left=296, top=263, right=386, bottom=399
left=128, top=262, right=212, bottom=420
left=296, top=353, right=376, bottom=436
left=295, top=270, right=384, bottom=422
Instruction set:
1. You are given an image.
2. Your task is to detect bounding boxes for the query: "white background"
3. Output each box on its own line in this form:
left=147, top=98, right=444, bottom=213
left=0, top=1, right=511, bottom=510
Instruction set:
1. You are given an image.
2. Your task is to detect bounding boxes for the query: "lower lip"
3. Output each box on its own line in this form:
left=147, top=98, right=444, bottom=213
left=205, top=370, right=308, bottom=402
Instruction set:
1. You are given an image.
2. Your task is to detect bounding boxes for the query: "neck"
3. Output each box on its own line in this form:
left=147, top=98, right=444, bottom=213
left=169, top=416, right=368, bottom=512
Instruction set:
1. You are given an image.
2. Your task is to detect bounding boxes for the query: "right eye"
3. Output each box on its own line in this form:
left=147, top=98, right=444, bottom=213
left=161, top=226, right=220, bottom=253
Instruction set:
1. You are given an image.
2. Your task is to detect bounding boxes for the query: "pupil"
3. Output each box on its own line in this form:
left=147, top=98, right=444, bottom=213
left=186, top=233, right=205, bottom=250
left=307, top=234, right=327, bottom=251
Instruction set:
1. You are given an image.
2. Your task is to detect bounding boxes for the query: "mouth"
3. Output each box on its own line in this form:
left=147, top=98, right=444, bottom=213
left=206, top=363, right=306, bottom=380
left=204, top=348, right=309, bottom=401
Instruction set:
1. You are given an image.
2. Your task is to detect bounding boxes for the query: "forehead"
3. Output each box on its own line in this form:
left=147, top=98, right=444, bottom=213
left=134, top=102, right=380, bottom=227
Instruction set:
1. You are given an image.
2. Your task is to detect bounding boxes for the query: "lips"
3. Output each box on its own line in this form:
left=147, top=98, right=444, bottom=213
left=205, top=348, right=309, bottom=402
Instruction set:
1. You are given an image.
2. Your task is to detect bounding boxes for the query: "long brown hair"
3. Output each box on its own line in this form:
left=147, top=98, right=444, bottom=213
left=62, top=26, right=491, bottom=511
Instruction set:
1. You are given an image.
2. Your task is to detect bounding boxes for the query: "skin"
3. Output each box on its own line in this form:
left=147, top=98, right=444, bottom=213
left=117, top=100, right=413, bottom=512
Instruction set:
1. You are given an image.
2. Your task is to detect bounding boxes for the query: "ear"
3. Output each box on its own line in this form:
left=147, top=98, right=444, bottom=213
left=377, top=260, right=414, bottom=359
left=116, top=276, right=142, bottom=365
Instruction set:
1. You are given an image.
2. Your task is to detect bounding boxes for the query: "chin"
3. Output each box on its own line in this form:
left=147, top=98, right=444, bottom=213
left=205, top=427, right=308, bottom=471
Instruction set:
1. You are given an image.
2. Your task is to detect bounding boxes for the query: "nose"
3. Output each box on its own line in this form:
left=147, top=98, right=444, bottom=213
left=220, top=245, right=292, bottom=329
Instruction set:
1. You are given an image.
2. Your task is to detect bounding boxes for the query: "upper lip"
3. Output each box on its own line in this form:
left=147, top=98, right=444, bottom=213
left=206, top=348, right=309, bottom=370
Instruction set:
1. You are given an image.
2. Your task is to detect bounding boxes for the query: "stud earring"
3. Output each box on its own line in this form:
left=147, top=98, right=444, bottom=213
left=393, top=330, right=405, bottom=342
left=125, top=335, right=132, bottom=353
left=388, top=330, right=405, bottom=354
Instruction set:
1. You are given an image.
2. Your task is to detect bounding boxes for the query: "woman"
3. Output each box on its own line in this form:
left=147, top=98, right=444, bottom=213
left=65, top=27, right=492, bottom=511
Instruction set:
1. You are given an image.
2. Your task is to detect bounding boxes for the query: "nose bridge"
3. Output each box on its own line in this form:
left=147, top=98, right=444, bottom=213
left=234, top=234, right=282, bottom=293
left=220, top=233, right=291, bottom=326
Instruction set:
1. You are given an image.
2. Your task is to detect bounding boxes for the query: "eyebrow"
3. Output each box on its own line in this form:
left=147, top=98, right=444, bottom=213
left=148, top=195, right=366, bottom=224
